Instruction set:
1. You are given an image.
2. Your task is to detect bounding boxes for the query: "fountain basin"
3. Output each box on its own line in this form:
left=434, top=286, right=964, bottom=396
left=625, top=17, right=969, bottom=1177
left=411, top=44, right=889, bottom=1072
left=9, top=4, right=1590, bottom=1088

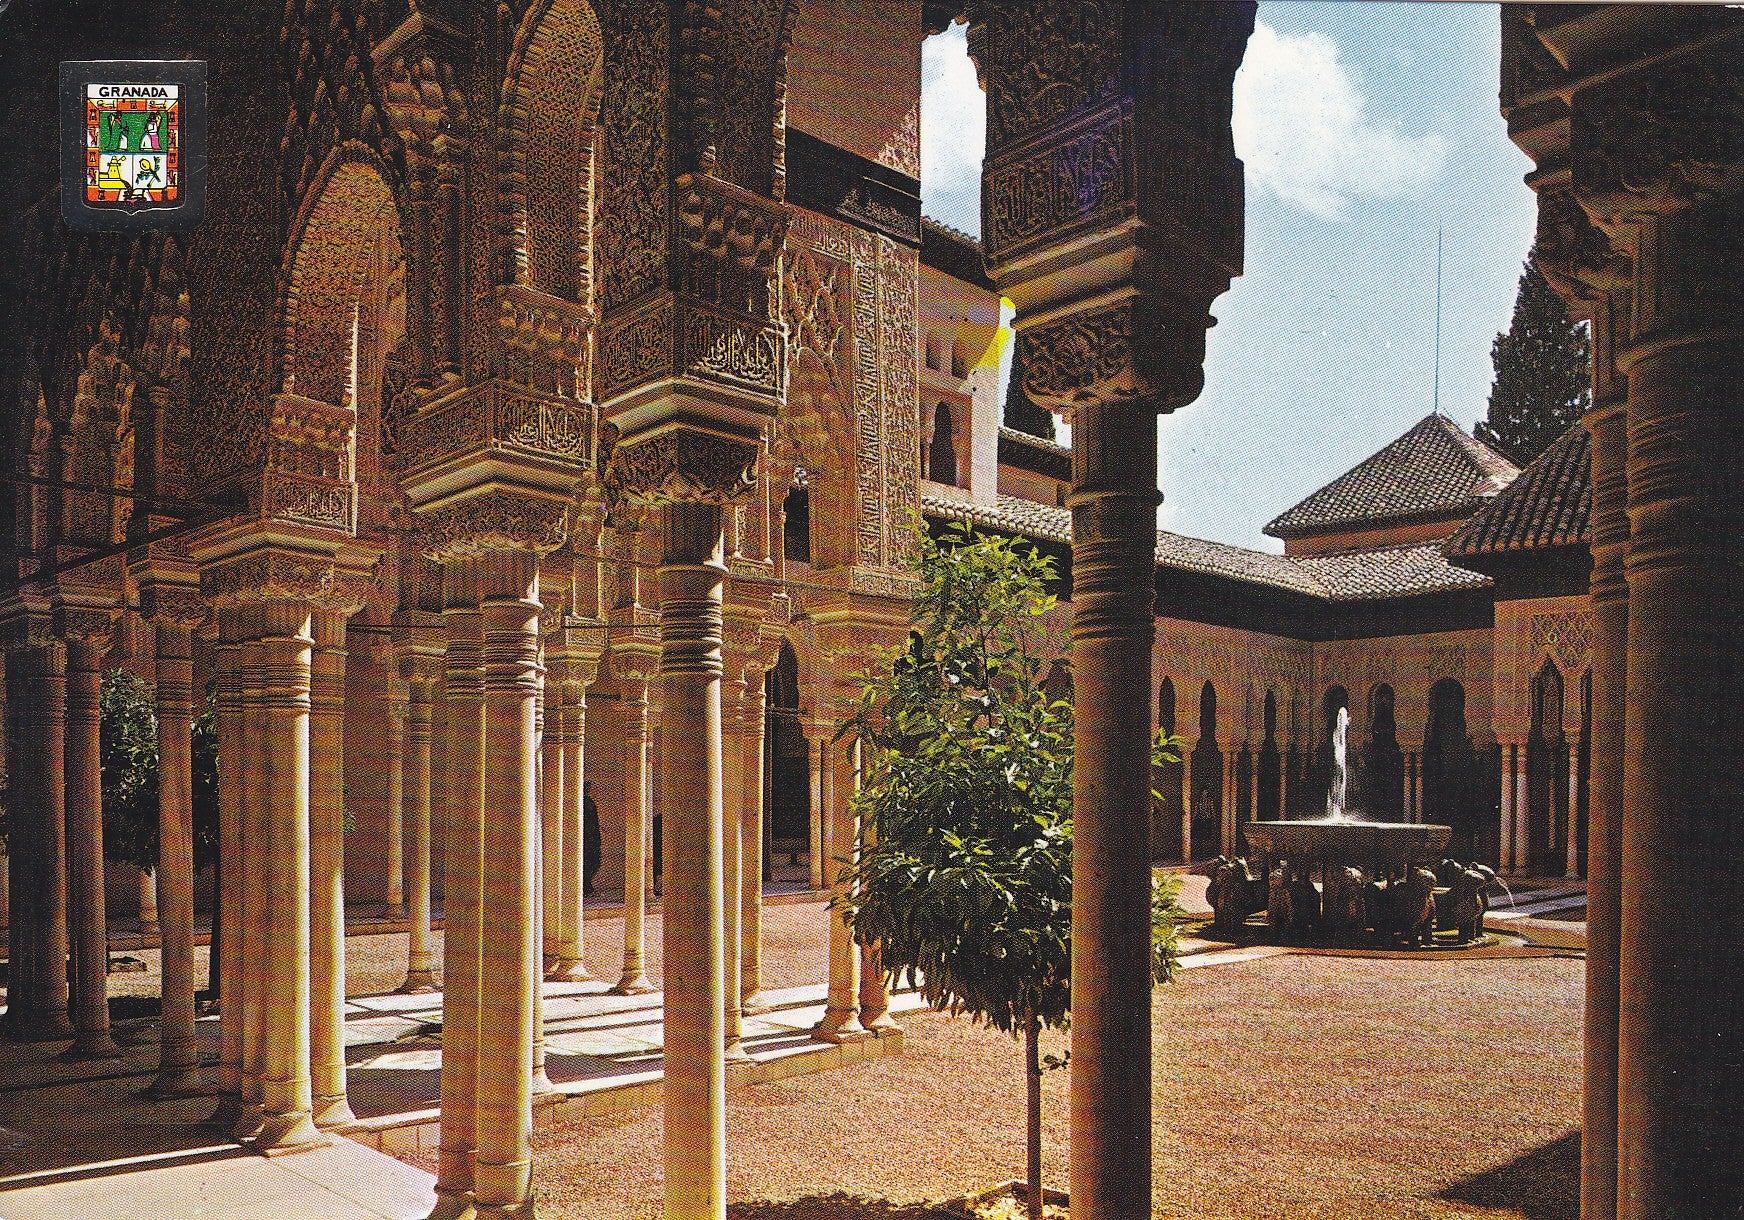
left=1242, top=820, right=1450, bottom=874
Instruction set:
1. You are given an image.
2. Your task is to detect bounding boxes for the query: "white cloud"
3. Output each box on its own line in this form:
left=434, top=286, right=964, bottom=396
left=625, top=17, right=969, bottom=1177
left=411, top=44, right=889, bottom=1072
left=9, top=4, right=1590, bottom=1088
left=1234, top=22, right=1449, bottom=222
left=919, top=23, right=984, bottom=237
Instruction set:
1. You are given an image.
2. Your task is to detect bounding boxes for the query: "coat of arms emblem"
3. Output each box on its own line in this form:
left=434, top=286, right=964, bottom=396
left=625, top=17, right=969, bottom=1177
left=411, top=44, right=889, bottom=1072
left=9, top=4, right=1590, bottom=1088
left=85, top=81, right=179, bottom=207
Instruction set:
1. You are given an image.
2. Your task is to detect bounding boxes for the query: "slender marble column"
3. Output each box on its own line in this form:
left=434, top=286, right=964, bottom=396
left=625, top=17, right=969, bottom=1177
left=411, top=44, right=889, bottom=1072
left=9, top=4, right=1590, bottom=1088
left=11, top=641, right=71, bottom=1039
left=249, top=602, right=321, bottom=1150
left=1582, top=381, right=1628, bottom=1220
left=1614, top=220, right=1744, bottom=1215
left=400, top=672, right=439, bottom=992
left=540, top=657, right=563, bottom=973
left=138, top=869, right=159, bottom=939
left=235, top=628, right=269, bottom=1136
left=550, top=673, right=593, bottom=981
left=1068, top=399, right=1164, bottom=1219
left=813, top=729, right=866, bottom=1043
left=1512, top=751, right=1528, bottom=877
left=149, top=610, right=205, bottom=1096
left=210, top=618, right=245, bottom=1114
left=855, top=741, right=896, bottom=1035
left=64, top=621, right=121, bottom=1060
left=721, top=672, right=749, bottom=1062
left=658, top=502, right=731, bottom=1220
left=472, top=551, right=542, bottom=1217
left=383, top=676, right=407, bottom=920
left=309, top=609, right=354, bottom=1129
left=807, top=733, right=825, bottom=892
left=1499, top=744, right=1517, bottom=874
left=431, top=562, right=485, bottom=1220
left=1565, top=743, right=1580, bottom=880
left=740, top=677, right=768, bottom=1015
left=611, top=672, right=655, bottom=995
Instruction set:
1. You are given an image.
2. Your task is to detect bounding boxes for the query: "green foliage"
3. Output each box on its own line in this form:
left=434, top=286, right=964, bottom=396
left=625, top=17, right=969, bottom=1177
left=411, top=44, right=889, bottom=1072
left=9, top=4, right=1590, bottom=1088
left=842, top=524, right=1184, bottom=1042
left=99, top=671, right=221, bottom=874
left=101, top=671, right=161, bottom=871
left=1475, top=248, right=1590, bottom=467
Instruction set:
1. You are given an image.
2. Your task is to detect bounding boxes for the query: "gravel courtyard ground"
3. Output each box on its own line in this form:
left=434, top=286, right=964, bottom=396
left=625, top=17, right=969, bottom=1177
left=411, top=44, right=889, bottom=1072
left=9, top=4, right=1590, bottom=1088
left=390, top=937, right=1584, bottom=1220
left=94, top=897, right=1584, bottom=1218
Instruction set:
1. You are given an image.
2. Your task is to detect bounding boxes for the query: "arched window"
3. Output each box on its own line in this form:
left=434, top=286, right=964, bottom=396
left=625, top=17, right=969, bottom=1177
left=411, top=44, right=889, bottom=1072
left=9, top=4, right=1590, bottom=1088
left=1200, top=681, right=1217, bottom=743
left=1158, top=677, right=1176, bottom=736
left=928, top=401, right=958, bottom=485
left=1263, top=690, right=1277, bottom=743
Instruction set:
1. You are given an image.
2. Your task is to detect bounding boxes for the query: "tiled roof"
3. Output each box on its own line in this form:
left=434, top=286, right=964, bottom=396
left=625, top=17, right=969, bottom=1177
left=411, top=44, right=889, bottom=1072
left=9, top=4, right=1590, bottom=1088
left=1152, top=531, right=1325, bottom=596
left=1444, top=422, right=1590, bottom=558
left=921, top=491, right=1072, bottom=545
left=1264, top=414, right=1519, bottom=540
left=1294, top=544, right=1492, bottom=602
left=921, top=493, right=1492, bottom=603
left=997, top=426, right=1071, bottom=481
left=920, top=217, right=993, bottom=291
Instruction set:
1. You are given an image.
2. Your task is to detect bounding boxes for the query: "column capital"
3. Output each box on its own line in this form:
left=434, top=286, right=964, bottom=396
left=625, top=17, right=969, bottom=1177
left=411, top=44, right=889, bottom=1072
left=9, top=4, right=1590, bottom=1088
left=604, top=421, right=760, bottom=508
left=140, top=584, right=209, bottom=633
left=413, top=489, right=572, bottom=561
left=976, top=1, right=1254, bottom=417
left=609, top=640, right=661, bottom=690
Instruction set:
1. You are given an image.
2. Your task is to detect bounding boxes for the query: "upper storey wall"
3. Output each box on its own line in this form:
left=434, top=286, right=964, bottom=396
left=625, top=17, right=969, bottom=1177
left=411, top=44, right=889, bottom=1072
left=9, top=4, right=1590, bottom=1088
left=786, top=0, right=920, bottom=178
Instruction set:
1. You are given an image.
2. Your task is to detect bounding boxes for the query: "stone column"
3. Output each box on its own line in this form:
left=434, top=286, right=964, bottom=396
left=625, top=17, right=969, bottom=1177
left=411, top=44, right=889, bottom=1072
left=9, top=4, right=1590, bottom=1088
left=1221, top=750, right=1237, bottom=856
left=550, top=657, right=595, bottom=981
left=138, top=869, right=159, bottom=940
left=63, top=611, right=121, bottom=1060
left=431, top=560, right=485, bottom=1220
left=855, top=739, right=896, bottom=1035
left=807, top=732, right=825, bottom=891
left=235, top=627, right=269, bottom=1134
left=540, top=646, right=563, bottom=974
left=382, top=674, right=407, bottom=920
left=1512, top=750, right=1528, bottom=877
left=309, top=609, right=354, bottom=1129
left=1611, top=201, right=1744, bottom=1216
left=977, top=11, right=1252, bottom=1215
left=252, top=600, right=322, bottom=1150
left=1498, top=745, right=1515, bottom=873
left=1565, top=742, right=1580, bottom=880
left=610, top=658, right=655, bottom=996
left=813, top=725, right=866, bottom=1043
left=6, top=635, right=71, bottom=1040
left=211, top=615, right=245, bottom=1111
left=721, top=668, right=749, bottom=1061
left=399, top=660, right=440, bottom=993
left=740, top=675, right=768, bottom=1014
left=1582, top=316, right=1629, bottom=1220
left=146, top=591, right=207, bottom=1096
left=472, top=546, right=547, bottom=1217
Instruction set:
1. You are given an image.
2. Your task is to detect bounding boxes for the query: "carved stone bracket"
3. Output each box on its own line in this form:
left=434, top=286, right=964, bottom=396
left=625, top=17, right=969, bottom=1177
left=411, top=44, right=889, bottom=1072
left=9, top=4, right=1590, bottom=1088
left=608, top=426, right=760, bottom=507
left=412, top=490, right=572, bottom=561
left=140, top=584, right=208, bottom=631
left=200, top=548, right=373, bottom=613
left=608, top=640, right=661, bottom=688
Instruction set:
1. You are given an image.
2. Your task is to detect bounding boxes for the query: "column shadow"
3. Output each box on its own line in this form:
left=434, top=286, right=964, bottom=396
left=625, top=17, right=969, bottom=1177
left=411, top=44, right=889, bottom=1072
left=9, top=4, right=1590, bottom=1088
left=728, top=1196, right=951, bottom=1219
left=1438, top=1129, right=1579, bottom=1220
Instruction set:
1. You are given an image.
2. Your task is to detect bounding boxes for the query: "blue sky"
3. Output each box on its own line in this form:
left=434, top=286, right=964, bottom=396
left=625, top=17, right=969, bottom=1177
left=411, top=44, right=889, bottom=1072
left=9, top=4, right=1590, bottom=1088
left=920, top=4, right=1539, bottom=551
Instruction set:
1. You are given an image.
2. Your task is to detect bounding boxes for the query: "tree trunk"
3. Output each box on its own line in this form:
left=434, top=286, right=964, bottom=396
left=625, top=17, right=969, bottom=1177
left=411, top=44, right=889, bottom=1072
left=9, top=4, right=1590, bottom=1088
left=1027, top=1011, right=1043, bottom=1218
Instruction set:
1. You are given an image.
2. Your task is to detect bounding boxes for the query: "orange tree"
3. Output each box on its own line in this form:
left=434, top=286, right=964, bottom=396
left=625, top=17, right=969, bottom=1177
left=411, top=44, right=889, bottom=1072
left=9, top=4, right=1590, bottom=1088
left=840, top=523, right=1183, bottom=1217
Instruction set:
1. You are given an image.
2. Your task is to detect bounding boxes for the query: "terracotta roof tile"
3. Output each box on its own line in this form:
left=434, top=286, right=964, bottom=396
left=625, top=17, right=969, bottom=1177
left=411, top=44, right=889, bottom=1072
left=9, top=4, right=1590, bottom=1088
left=1444, top=422, right=1590, bottom=558
left=996, top=427, right=1071, bottom=481
left=1264, top=414, right=1519, bottom=540
left=1293, top=543, right=1492, bottom=602
left=920, top=493, right=1492, bottom=603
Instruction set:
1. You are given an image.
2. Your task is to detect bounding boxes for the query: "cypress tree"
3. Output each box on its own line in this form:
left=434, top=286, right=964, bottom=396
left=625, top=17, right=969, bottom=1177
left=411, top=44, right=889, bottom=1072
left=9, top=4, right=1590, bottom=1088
left=1475, top=249, right=1590, bottom=466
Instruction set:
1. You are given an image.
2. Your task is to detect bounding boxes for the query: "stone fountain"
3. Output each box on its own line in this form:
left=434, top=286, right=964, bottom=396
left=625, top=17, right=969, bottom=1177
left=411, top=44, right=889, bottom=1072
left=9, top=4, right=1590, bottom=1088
left=1208, top=708, right=1491, bottom=946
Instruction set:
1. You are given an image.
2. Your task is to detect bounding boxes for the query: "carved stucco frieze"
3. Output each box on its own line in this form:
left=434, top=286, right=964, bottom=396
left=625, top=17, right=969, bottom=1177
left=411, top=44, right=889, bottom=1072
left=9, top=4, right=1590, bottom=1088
left=413, top=493, right=572, bottom=560
left=609, top=430, right=760, bottom=506
left=984, top=107, right=1131, bottom=258
left=1018, top=295, right=1214, bottom=414
left=140, top=585, right=209, bottom=631
left=395, top=382, right=595, bottom=477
